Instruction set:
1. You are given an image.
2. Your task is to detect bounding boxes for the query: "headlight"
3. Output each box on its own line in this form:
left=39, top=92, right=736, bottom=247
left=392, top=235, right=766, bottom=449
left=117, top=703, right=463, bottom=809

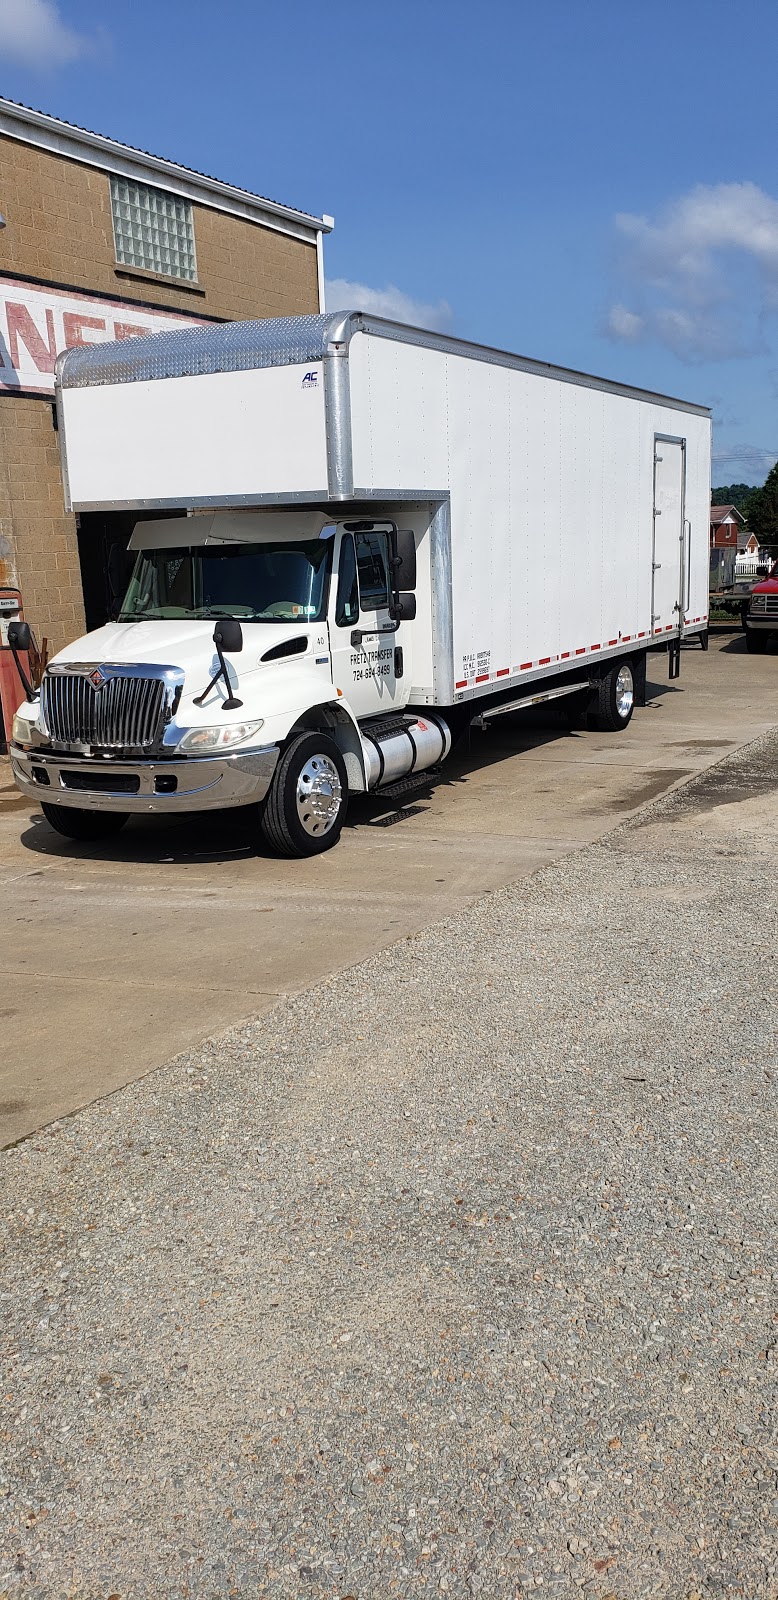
left=12, top=711, right=38, bottom=744
left=177, top=719, right=264, bottom=754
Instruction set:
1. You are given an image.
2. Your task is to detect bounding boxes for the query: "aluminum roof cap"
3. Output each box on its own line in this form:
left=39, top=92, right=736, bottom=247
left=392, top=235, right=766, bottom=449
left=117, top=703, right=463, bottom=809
left=58, top=309, right=711, bottom=417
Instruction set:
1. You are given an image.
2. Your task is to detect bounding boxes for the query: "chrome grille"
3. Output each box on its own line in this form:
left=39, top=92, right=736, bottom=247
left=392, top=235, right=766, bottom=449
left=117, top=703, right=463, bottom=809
left=41, top=671, right=166, bottom=750
left=750, top=594, right=778, bottom=615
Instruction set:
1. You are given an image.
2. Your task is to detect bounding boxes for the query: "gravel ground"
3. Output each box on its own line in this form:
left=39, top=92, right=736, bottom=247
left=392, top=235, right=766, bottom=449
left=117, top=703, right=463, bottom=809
left=1, top=731, right=777, bottom=1600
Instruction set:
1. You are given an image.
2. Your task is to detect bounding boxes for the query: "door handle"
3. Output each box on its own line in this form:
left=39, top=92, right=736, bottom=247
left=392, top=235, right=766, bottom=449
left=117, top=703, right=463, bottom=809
left=653, top=562, right=662, bottom=571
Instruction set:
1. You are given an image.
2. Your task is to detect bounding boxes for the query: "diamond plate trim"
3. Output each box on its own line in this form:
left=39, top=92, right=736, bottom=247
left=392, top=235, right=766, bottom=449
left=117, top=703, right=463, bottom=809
left=58, top=313, right=351, bottom=388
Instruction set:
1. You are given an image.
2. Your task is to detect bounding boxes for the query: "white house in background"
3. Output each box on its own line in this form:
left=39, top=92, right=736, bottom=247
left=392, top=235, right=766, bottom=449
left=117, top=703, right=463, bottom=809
left=737, top=524, right=760, bottom=556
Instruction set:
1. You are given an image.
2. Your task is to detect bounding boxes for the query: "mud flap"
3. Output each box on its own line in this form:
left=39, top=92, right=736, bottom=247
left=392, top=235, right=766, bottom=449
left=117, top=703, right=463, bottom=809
left=633, top=651, right=648, bottom=706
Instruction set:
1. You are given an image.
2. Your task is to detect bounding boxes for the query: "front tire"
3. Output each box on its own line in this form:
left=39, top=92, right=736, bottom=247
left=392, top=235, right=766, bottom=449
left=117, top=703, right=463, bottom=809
left=260, top=732, right=347, bottom=857
left=591, top=660, right=635, bottom=732
left=41, top=803, right=129, bottom=841
left=746, top=628, right=768, bottom=654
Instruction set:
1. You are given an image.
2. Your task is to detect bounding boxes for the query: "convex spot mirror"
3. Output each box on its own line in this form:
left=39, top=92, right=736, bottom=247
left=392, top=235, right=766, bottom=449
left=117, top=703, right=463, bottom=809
left=7, top=621, right=31, bottom=651
left=394, top=529, right=416, bottom=590
left=214, top=620, right=243, bottom=653
left=393, top=592, right=416, bottom=622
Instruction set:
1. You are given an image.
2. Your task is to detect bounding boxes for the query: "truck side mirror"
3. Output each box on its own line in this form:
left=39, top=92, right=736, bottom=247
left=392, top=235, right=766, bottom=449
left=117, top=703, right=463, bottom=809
left=393, top=592, right=416, bottom=622
left=394, top=529, right=416, bottom=590
left=6, top=620, right=36, bottom=702
left=194, top=619, right=244, bottom=711
left=214, top=619, right=243, bottom=654
left=7, top=621, right=31, bottom=651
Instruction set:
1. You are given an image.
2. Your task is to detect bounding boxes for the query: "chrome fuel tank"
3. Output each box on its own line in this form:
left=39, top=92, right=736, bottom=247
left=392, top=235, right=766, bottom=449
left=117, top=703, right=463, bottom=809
left=361, top=712, right=451, bottom=791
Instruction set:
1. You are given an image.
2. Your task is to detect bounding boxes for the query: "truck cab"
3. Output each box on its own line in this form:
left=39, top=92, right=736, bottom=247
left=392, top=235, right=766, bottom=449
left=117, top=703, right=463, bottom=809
left=744, top=560, right=778, bottom=653
left=8, top=509, right=450, bottom=857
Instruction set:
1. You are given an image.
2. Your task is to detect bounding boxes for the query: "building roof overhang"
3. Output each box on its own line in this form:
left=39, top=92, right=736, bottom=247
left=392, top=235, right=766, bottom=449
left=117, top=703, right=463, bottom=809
left=710, top=503, right=746, bottom=525
left=0, top=96, right=333, bottom=246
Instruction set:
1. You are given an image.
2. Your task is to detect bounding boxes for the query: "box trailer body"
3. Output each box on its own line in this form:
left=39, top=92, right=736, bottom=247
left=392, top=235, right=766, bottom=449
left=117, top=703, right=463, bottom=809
left=8, top=312, right=712, bottom=856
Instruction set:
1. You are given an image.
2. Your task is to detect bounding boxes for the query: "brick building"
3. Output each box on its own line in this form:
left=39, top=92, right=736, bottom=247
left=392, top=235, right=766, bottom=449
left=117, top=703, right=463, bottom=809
left=0, top=96, right=332, bottom=697
left=709, top=503, right=745, bottom=549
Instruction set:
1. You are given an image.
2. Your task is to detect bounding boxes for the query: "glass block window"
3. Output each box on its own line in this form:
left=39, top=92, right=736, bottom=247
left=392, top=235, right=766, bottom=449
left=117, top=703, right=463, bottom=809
left=110, top=177, right=197, bottom=281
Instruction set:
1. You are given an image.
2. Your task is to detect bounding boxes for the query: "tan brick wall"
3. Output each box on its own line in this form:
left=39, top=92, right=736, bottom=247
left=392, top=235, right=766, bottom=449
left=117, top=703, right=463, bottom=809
left=0, top=130, right=321, bottom=646
left=0, top=134, right=320, bottom=318
left=0, top=396, right=85, bottom=653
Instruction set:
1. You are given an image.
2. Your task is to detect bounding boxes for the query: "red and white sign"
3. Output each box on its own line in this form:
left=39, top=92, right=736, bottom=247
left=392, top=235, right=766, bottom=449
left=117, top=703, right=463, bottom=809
left=0, top=276, right=207, bottom=396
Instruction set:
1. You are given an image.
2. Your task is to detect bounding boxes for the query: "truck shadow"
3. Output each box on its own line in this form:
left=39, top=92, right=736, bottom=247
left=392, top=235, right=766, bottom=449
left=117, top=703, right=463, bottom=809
left=18, top=807, right=259, bottom=865
left=15, top=687, right=684, bottom=862
left=719, top=633, right=777, bottom=654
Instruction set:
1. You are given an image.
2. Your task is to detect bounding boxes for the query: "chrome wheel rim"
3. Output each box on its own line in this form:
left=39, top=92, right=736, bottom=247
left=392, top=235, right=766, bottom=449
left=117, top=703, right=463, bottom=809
left=295, top=754, right=342, bottom=837
left=615, top=663, right=634, bottom=719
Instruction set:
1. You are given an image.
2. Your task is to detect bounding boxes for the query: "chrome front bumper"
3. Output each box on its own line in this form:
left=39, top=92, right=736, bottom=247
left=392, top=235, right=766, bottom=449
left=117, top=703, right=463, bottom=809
left=8, top=743, right=280, bottom=813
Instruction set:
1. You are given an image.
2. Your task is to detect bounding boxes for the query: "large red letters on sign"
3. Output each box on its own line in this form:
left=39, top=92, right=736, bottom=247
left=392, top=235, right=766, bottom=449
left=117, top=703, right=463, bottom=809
left=62, top=312, right=106, bottom=346
left=6, top=304, right=56, bottom=373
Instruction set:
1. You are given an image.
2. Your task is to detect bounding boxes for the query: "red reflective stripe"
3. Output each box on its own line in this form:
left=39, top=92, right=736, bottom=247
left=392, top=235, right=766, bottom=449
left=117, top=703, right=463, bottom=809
left=608, top=639, right=617, bottom=646
left=475, top=673, right=489, bottom=683
left=637, top=631, right=646, bottom=638
left=622, top=635, right=631, bottom=642
left=496, top=667, right=509, bottom=677
left=520, top=661, right=532, bottom=670
left=539, top=656, right=551, bottom=665
left=591, top=643, right=601, bottom=651
left=455, top=679, right=467, bottom=689
left=560, top=651, right=570, bottom=660
left=575, top=647, right=586, bottom=655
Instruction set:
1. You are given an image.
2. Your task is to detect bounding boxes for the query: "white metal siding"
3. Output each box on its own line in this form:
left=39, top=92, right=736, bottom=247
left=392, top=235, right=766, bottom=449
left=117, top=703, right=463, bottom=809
left=63, top=362, right=329, bottom=508
left=348, top=333, right=711, bottom=696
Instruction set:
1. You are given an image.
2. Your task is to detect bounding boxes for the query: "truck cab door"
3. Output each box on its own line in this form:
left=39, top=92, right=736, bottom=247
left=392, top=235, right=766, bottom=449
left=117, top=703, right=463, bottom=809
left=328, top=526, right=412, bottom=718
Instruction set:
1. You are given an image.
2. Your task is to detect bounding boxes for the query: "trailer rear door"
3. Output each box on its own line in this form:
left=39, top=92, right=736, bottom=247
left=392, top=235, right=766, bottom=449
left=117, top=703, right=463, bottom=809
left=652, top=436, right=686, bottom=636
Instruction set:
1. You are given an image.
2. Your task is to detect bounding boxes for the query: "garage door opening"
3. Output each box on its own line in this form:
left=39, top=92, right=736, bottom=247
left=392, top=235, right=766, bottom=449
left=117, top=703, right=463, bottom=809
left=76, top=510, right=187, bottom=633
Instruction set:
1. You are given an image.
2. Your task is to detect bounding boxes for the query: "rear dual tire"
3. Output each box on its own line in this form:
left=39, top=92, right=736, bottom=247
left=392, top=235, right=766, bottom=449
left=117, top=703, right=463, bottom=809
left=591, top=660, right=635, bottom=732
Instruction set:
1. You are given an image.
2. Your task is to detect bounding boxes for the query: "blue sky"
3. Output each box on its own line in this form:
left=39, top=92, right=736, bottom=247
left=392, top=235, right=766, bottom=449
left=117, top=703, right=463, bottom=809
left=1, top=0, right=776, bottom=486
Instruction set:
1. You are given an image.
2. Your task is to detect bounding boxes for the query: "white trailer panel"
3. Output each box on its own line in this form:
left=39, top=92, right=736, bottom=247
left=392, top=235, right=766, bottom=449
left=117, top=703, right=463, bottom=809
left=346, top=331, right=710, bottom=695
left=60, top=357, right=329, bottom=508
left=57, top=312, right=711, bottom=708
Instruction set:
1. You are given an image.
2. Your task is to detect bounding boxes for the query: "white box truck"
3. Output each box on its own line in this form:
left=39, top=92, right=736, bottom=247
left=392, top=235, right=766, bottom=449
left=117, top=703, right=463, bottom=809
left=7, top=312, right=711, bottom=856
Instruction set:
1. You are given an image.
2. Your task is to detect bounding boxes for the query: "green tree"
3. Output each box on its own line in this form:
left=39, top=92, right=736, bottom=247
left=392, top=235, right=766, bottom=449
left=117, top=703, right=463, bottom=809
left=711, top=482, right=757, bottom=509
left=743, top=462, right=778, bottom=549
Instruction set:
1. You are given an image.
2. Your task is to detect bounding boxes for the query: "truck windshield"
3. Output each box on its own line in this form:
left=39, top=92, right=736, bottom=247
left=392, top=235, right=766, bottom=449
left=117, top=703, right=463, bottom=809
left=118, top=540, right=332, bottom=623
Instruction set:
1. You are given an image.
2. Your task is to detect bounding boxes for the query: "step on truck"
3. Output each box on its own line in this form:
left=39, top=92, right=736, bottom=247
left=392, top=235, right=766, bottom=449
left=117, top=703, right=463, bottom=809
left=7, top=312, right=712, bottom=857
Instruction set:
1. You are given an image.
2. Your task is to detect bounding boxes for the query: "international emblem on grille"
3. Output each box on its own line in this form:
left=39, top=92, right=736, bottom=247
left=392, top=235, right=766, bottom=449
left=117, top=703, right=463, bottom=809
left=89, top=666, right=107, bottom=689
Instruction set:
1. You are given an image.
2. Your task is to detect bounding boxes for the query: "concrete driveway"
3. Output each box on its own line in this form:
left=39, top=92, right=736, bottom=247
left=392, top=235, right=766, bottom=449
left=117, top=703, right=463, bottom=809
left=1, top=626, right=775, bottom=1146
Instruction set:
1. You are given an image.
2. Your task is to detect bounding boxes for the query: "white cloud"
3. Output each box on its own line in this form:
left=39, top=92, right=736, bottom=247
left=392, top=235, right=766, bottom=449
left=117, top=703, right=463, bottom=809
left=604, top=182, right=778, bottom=361
left=325, top=276, right=453, bottom=332
left=0, top=0, right=98, bottom=70
left=604, top=304, right=644, bottom=342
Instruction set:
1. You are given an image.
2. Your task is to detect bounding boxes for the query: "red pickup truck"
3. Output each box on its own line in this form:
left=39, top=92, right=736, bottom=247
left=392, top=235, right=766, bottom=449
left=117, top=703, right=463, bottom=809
left=745, top=561, right=778, bottom=653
